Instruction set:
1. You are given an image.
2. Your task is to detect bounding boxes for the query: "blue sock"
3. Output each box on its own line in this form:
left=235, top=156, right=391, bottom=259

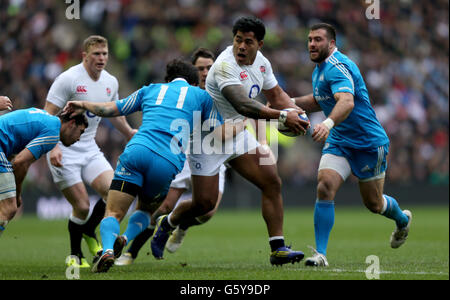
left=314, top=199, right=335, bottom=256
left=122, top=210, right=151, bottom=244
left=100, top=216, right=120, bottom=254
left=382, top=195, right=409, bottom=228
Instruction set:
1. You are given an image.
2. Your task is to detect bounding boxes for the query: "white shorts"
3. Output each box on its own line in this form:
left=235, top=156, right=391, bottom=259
left=173, top=163, right=227, bottom=207
left=188, top=129, right=259, bottom=176
left=0, top=172, right=16, bottom=201
left=318, top=153, right=352, bottom=181
left=170, top=160, right=226, bottom=192
left=47, top=146, right=113, bottom=190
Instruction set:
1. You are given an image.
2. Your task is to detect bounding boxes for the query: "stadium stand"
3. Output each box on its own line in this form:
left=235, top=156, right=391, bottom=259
left=0, top=0, right=447, bottom=205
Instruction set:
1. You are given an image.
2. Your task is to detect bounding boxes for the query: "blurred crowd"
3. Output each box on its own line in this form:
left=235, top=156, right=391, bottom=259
left=0, top=0, right=448, bottom=195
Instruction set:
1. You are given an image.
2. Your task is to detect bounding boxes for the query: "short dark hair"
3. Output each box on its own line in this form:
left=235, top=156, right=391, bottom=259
left=58, top=112, right=88, bottom=128
left=164, top=59, right=199, bottom=86
left=310, top=23, right=336, bottom=41
left=191, top=48, right=215, bottom=65
left=232, top=16, right=266, bottom=41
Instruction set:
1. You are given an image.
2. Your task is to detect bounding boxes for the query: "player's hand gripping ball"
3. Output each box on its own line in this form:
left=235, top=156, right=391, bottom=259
left=278, top=108, right=310, bottom=137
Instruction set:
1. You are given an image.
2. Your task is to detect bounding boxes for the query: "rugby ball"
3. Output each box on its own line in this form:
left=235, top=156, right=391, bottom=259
left=278, top=108, right=310, bottom=137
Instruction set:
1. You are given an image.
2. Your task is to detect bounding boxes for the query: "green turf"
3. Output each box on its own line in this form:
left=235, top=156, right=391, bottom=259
left=0, top=206, right=448, bottom=280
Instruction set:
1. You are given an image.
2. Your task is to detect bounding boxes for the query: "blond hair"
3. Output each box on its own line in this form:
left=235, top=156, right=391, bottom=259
left=83, top=35, right=108, bottom=53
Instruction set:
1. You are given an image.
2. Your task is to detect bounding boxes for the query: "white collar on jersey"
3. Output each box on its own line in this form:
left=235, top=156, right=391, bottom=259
left=171, top=78, right=188, bottom=83
left=325, top=47, right=339, bottom=63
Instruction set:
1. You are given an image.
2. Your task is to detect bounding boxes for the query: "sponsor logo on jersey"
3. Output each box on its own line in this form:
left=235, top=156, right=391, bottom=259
left=106, top=87, right=111, bottom=96
left=260, top=66, right=266, bottom=73
left=76, top=85, right=87, bottom=93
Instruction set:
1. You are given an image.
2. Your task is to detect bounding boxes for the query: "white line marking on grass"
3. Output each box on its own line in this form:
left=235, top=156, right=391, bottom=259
left=319, top=268, right=449, bottom=276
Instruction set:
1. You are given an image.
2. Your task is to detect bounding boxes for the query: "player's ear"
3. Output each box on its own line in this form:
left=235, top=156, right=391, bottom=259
left=329, top=39, right=336, bottom=50
left=258, top=40, right=264, bottom=49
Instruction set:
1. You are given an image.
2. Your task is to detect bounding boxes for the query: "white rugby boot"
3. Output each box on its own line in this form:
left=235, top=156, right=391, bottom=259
left=115, top=252, right=134, bottom=266
left=390, top=210, right=412, bottom=249
left=304, top=246, right=329, bottom=267
left=166, top=227, right=187, bottom=253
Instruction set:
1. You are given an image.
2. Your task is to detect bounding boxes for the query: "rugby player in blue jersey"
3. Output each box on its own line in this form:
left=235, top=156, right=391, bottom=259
left=64, top=59, right=222, bottom=273
left=0, top=108, right=87, bottom=237
left=292, top=23, right=412, bottom=266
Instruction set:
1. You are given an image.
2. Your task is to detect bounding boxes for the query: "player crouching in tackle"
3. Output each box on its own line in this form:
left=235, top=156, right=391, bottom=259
left=0, top=108, right=87, bottom=236
left=63, top=59, right=222, bottom=273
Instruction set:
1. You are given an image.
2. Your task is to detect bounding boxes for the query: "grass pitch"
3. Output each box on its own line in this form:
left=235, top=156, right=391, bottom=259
left=0, top=206, right=448, bottom=281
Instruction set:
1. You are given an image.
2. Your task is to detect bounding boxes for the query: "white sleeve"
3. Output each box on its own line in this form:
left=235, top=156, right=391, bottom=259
left=46, top=72, right=73, bottom=108
left=214, top=60, right=242, bottom=91
left=112, top=76, right=119, bottom=101
left=262, top=58, right=278, bottom=90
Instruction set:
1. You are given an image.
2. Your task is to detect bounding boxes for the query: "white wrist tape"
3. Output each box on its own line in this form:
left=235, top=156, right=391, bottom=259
left=322, top=118, right=335, bottom=130
left=278, top=110, right=288, bottom=124
left=290, top=98, right=296, bottom=104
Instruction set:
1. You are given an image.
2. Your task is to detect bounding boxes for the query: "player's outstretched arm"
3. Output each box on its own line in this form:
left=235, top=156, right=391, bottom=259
left=64, top=100, right=120, bottom=118
left=292, top=93, right=322, bottom=113
left=222, top=85, right=279, bottom=120
left=222, top=85, right=307, bottom=135
left=262, top=85, right=299, bottom=110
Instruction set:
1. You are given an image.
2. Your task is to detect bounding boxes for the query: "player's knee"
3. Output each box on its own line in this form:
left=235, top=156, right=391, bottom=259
left=363, top=197, right=384, bottom=214
left=199, top=208, right=217, bottom=222
left=317, top=179, right=336, bottom=200
left=157, top=203, right=172, bottom=215
left=192, top=199, right=216, bottom=215
left=105, top=210, right=125, bottom=222
left=73, top=202, right=90, bottom=219
left=2, top=207, right=17, bottom=221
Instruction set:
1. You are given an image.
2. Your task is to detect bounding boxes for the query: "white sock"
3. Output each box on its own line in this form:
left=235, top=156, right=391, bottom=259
left=69, top=214, right=88, bottom=225
left=268, top=236, right=284, bottom=242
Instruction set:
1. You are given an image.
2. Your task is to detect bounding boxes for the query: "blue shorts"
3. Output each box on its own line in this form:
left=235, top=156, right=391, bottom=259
left=322, top=142, right=389, bottom=180
left=114, top=144, right=179, bottom=201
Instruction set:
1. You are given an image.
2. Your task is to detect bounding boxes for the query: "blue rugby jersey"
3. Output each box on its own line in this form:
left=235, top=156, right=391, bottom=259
left=115, top=78, right=222, bottom=171
left=0, top=108, right=60, bottom=160
left=312, top=48, right=389, bottom=149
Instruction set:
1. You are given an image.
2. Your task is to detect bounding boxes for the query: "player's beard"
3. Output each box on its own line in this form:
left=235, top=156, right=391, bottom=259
left=310, top=47, right=330, bottom=63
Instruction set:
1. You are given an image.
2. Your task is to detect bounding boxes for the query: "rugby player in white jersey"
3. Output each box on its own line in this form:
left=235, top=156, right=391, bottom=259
left=44, top=35, right=136, bottom=268
left=151, top=17, right=309, bottom=265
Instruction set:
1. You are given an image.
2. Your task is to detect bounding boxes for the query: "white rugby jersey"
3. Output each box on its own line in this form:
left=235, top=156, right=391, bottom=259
left=46, top=63, right=119, bottom=152
left=205, top=46, right=278, bottom=121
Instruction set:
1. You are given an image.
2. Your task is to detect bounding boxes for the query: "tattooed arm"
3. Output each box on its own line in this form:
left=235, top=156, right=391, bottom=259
left=64, top=100, right=121, bottom=118
left=221, top=85, right=281, bottom=120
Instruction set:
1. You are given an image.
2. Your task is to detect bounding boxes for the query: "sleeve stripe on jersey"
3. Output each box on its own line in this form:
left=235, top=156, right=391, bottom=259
left=121, top=90, right=139, bottom=115
left=328, top=55, right=354, bottom=91
left=26, top=136, right=59, bottom=148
